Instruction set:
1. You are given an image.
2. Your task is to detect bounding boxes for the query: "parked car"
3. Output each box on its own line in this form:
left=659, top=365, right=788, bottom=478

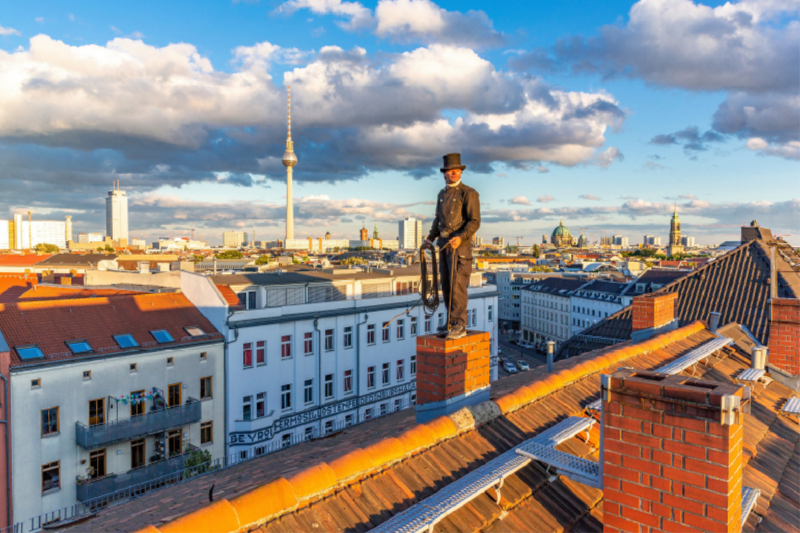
left=518, top=360, right=530, bottom=371
left=503, top=361, right=518, bottom=373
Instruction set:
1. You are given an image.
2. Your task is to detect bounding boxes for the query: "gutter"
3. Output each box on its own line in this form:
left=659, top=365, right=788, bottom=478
left=313, top=318, right=322, bottom=433
left=355, top=313, right=369, bottom=405
left=0, top=373, right=9, bottom=528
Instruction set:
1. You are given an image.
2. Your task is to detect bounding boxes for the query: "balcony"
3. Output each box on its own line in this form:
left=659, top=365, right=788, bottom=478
left=75, top=398, right=202, bottom=449
left=76, top=452, right=190, bottom=502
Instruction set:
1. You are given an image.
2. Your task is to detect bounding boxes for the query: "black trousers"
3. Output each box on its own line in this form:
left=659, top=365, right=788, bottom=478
left=438, top=244, right=473, bottom=329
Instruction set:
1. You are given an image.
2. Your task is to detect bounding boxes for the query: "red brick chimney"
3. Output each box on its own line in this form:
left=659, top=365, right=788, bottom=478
left=631, top=292, right=679, bottom=341
left=602, top=369, right=744, bottom=533
left=768, top=298, right=800, bottom=376
left=415, top=332, right=491, bottom=423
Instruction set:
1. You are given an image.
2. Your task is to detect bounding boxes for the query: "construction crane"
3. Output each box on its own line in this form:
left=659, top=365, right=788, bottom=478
left=515, top=236, right=524, bottom=247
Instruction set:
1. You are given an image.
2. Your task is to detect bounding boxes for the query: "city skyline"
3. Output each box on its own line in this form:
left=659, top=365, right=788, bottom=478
left=0, top=0, right=796, bottom=246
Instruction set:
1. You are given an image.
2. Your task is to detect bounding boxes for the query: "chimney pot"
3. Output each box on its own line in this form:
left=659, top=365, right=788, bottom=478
left=709, top=311, right=721, bottom=333
left=546, top=341, right=554, bottom=373
left=751, top=346, right=767, bottom=370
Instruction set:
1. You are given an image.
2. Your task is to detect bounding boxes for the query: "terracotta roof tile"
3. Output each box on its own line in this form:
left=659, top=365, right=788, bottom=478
left=17, top=286, right=144, bottom=301
left=0, top=274, right=38, bottom=304
left=0, top=254, right=51, bottom=266
left=215, top=285, right=243, bottom=307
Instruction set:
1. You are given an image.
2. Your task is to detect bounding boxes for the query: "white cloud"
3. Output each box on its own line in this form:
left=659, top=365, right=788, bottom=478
left=0, top=25, right=20, bottom=36
left=35, top=17, right=44, bottom=24
left=509, top=196, right=531, bottom=205
left=746, top=137, right=800, bottom=160
left=273, top=0, right=374, bottom=30
left=110, top=25, right=122, bottom=34
left=537, top=195, right=555, bottom=203
left=580, top=194, right=601, bottom=200
left=591, top=146, right=624, bottom=168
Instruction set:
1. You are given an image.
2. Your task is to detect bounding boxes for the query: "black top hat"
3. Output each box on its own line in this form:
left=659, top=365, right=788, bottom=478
left=440, top=153, right=466, bottom=172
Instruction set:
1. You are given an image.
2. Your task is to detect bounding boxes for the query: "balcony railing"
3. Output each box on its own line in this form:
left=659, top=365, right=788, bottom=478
left=75, top=398, right=202, bottom=449
left=75, top=453, right=191, bottom=502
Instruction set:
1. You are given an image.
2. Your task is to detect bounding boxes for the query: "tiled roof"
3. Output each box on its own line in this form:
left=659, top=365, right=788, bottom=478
left=0, top=274, right=39, bottom=304
left=115, top=321, right=799, bottom=533
left=623, top=268, right=693, bottom=292
left=36, top=253, right=118, bottom=266
left=0, top=292, right=220, bottom=367
left=558, top=240, right=800, bottom=358
left=523, top=277, right=587, bottom=294
left=0, top=254, right=51, bottom=266
left=216, top=285, right=244, bottom=307
left=16, top=285, right=144, bottom=301
left=573, top=279, right=629, bottom=295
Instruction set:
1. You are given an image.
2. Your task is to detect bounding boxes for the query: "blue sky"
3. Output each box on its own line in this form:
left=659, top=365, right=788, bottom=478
left=0, top=0, right=797, bottom=246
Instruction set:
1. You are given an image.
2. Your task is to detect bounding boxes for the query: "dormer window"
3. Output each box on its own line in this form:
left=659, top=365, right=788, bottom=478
left=150, top=330, right=174, bottom=344
left=114, top=334, right=139, bottom=349
left=66, top=340, right=93, bottom=354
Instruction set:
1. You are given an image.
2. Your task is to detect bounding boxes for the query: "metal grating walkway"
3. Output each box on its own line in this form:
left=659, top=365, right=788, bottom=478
left=532, top=416, right=595, bottom=446
left=741, top=486, right=760, bottom=528
left=657, top=337, right=732, bottom=376
left=735, top=368, right=765, bottom=385
left=515, top=441, right=601, bottom=489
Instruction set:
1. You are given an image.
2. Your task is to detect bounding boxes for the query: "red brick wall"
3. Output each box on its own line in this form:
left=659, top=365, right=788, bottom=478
left=632, top=292, right=679, bottom=332
left=603, top=370, right=744, bottom=533
left=415, top=332, right=491, bottom=405
left=768, top=298, right=800, bottom=376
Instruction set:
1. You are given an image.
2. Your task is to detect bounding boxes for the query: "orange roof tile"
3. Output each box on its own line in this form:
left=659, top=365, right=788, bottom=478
left=0, top=254, right=51, bottom=266
left=0, top=274, right=38, bottom=304
left=17, top=285, right=144, bottom=301
left=216, top=285, right=243, bottom=307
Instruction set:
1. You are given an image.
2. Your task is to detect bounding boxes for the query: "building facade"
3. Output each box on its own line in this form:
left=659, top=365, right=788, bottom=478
left=78, top=233, right=105, bottom=244
left=643, top=235, right=662, bottom=246
left=398, top=218, right=423, bottom=251
left=681, top=235, right=695, bottom=247
left=613, top=235, right=629, bottom=247
left=520, top=278, right=587, bottom=350
left=106, top=185, right=129, bottom=242
left=666, top=206, right=684, bottom=257
left=223, top=231, right=247, bottom=248
left=551, top=220, right=572, bottom=247
left=570, top=279, right=632, bottom=335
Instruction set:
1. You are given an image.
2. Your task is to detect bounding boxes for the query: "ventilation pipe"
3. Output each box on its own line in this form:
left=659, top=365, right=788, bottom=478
left=709, top=311, right=721, bottom=333
left=751, top=346, right=767, bottom=370
left=546, top=341, right=555, bottom=373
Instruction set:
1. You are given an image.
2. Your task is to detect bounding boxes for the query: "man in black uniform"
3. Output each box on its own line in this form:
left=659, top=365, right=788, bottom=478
left=423, top=153, right=481, bottom=340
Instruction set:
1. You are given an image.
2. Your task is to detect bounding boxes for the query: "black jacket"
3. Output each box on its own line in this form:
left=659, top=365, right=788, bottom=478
left=427, top=182, right=481, bottom=250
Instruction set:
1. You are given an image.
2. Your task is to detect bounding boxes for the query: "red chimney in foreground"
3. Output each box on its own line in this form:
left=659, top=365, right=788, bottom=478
left=632, top=292, right=679, bottom=332
left=602, top=369, right=744, bottom=533
left=768, top=298, right=800, bottom=377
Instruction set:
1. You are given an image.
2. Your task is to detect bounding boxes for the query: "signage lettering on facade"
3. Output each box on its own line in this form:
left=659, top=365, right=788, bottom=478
left=229, top=382, right=415, bottom=447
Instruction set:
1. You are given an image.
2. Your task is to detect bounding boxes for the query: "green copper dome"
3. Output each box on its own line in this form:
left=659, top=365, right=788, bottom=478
left=551, top=219, right=572, bottom=239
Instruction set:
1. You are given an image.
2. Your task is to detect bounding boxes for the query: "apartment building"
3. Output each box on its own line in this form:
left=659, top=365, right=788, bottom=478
left=0, top=293, right=225, bottom=526
left=213, top=265, right=498, bottom=456
left=569, top=279, right=632, bottom=335
left=520, top=277, right=587, bottom=350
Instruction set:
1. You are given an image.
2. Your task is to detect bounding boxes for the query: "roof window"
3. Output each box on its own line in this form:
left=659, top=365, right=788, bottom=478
left=114, top=334, right=139, bottom=349
left=150, top=330, right=174, bottom=344
left=16, top=345, right=44, bottom=360
left=184, top=326, right=205, bottom=337
left=66, top=340, right=93, bottom=354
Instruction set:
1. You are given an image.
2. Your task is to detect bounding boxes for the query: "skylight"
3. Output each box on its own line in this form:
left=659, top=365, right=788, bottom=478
left=16, top=345, right=44, bottom=360
left=184, top=326, right=205, bottom=337
left=66, top=340, right=93, bottom=354
left=150, top=330, right=174, bottom=344
left=114, top=334, right=139, bottom=349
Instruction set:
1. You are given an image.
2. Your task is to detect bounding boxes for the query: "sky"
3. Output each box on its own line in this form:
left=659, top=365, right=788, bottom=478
left=0, top=0, right=798, bottom=246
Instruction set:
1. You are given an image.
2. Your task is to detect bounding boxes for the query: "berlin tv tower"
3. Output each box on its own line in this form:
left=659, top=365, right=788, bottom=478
left=282, top=86, right=297, bottom=242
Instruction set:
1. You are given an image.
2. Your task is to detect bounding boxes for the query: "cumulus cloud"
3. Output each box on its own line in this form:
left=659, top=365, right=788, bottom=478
left=0, top=25, right=20, bottom=36
left=746, top=138, right=800, bottom=160
left=679, top=194, right=696, bottom=199
left=537, top=195, right=555, bottom=203
left=591, top=146, right=624, bottom=168
left=273, top=0, right=374, bottom=30
left=509, top=196, right=531, bottom=205
left=580, top=194, right=601, bottom=200
left=650, top=126, right=725, bottom=152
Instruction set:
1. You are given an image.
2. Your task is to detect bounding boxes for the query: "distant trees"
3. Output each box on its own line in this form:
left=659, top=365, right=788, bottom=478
left=34, top=243, right=59, bottom=253
left=532, top=244, right=540, bottom=258
left=506, top=245, right=519, bottom=253
left=529, top=265, right=553, bottom=273
left=342, top=257, right=366, bottom=265
left=215, top=250, right=244, bottom=260
left=255, top=255, right=272, bottom=265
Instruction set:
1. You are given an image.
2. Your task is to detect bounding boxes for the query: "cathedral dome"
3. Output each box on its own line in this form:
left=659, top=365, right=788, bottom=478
left=551, top=220, right=572, bottom=239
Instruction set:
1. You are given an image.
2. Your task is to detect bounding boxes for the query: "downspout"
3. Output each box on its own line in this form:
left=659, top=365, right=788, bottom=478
left=224, top=308, right=240, bottom=458
left=313, top=318, right=322, bottom=436
left=355, top=313, right=369, bottom=404
left=0, top=373, right=10, bottom=528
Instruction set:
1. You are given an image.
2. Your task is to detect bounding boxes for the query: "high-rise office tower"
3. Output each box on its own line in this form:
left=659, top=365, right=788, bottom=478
left=398, top=218, right=423, bottom=250
left=106, top=181, right=128, bottom=241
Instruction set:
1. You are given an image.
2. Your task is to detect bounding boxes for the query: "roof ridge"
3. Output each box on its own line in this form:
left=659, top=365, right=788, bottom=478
left=134, top=320, right=707, bottom=533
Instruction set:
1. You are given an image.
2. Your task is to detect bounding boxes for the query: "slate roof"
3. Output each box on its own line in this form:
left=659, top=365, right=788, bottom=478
left=208, top=265, right=422, bottom=287
left=572, top=279, right=629, bottom=296
left=89, top=321, right=799, bottom=533
left=524, top=277, right=587, bottom=295
left=558, top=240, right=800, bottom=358
left=622, top=268, right=693, bottom=294
left=0, top=292, right=221, bottom=368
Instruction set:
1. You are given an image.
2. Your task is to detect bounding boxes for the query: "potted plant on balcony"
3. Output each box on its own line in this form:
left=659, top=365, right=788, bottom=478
left=76, top=474, right=85, bottom=485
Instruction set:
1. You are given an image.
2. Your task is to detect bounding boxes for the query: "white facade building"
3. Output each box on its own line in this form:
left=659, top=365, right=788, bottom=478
left=494, top=271, right=568, bottom=331
left=106, top=186, right=129, bottom=241
left=398, top=218, right=423, bottom=251
left=211, top=266, right=498, bottom=456
left=613, top=235, right=629, bottom=247
left=223, top=231, right=247, bottom=248
left=570, top=279, right=632, bottom=335
left=643, top=235, right=662, bottom=246
left=681, top=236, right=696, bottom=247
left=520, top=278, right=588, bottom=350
left=13, top=215, right=68, bottom=249
left=78, top=233, right=105, bottom=244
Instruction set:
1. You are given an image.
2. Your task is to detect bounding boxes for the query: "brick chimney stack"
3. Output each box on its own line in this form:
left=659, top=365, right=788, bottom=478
left=631, top=292, right=679, bottom=341
left=602, top=369, right=745, bottom=533
left=415, top=332, right=491, bottom=423
left=768, top=298, right=800, bottom=377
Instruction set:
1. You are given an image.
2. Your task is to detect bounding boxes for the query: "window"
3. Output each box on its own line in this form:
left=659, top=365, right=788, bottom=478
left=394, top=399, right=401, bottom=411
left=200, top=352, right=207, bottom=360
left=410, top=317, right=418, bottom=336
left=131, top=390, right=145, bottom=417
left=31, top=378, right=41, bottom=389
left=281, top=384, right=292, bottom=410
left=424, top=317, right=431, bottom=333
left=252, top=392, right=263, bottom=418
left=130, top=363, right=137, bottom=373
left=304, top=379, right=313, bottom=404
left=184, top=326, right=205, bottom=337
left=150, top=330, right=174, bottom=344
left=411, top=355, right=417, bottom=376
left=324, top=329, right=334, bottom=352
left=380, top=403, right=387, bottom=416
left=90, top=449, right=106, bottom=478
left=343, top=326, right=352, bottom=349
left=200, top=376, right=213, bottom=399
left=397, top=319, right=405, bottom=340
left=469, top=309, right=477, bottom=327
left=167, top=429, right=182, bottom=457
left=367, top=324, right=376, bottom=345
left=248, top=291, right=257, bottom=310
left=304, top=332, right=313, bottom=355
left=397, top=360, right=405, bottom=381
left=488, top=305, right=493, bottom=321
left=168, top=383, right=181, bottom=407
left=131, top=439, right=145, bottom=469
left=42, top=462, right=60, bottom=493
left=382, top=363, right=390, bottom=385
left=67, top=340, right=92, bottom=354
left=83, top=370, right=91, bottom=381
left=365, top=408, right=373, bottom=421
left=167, top=357, right=174, bottom=366
left=89, top=398, right=104, bottom=426
left=305, top=427, right=314, bottom=440
left=114, top=334, right=139, bottom=349
left=255, top=445, right=266, bottom=457
left=41, top=407, right=59, bottom=436
left=324, top=374, right=334, bottom=399
left=438, top=313, right=444, bottom=327
left=281, top=335, right=292, bottom=358
left=382, top=322, right=390, bottom=342
left=243, top=343, right=253, bottom=368
left=325, top=421, right=333, bottom=435
left=17, top=345, right=44, bottom=360
left=281, top=433, right=291, bottom=448
left=367, top=366, right=375, bottom=388
left=256, top=341, right=266, bottom=365
left=243, top=396, right=252, bottom=420
left=343, top=370, right=353, bottom=394
left=345, top=414, right=354, bottom=427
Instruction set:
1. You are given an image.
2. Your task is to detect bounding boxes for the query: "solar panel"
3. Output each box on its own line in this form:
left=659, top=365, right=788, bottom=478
left=66, top=340, right=92, bottom=354
left=16, top=345, right=44, bottom=360
left=150, top=330, right=174, bottom=344
left=114, top=334, right=139, bottom=349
